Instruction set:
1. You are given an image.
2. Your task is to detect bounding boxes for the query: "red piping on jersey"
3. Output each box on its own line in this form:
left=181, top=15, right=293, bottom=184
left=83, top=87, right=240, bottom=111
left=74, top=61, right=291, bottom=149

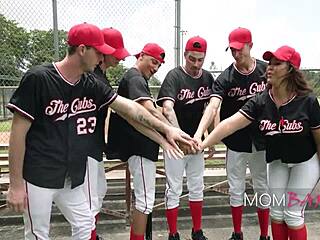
left=239, top=109, right=254, bottom=121
left=233, top=58, right=256, bottom=76
left=156, top=97, right=175, bottom=105
left=53, top=62, right=81, bottom=86
left=310, top=124, right=320, bottom=130
left=98, top=93, right=118, bottom=111
left=268, top=90, right=297, bottom=106
left=134, top=96, right=154, bottom=103
left=211, top=94, right=223, bottom=101
left=7, top=103, right=34, bottom=121
left=26, top=182, right=39, bottom=240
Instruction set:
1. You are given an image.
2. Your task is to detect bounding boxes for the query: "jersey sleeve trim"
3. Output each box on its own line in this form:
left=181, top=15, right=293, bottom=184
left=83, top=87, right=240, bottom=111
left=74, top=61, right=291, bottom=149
left=211, top=94, right=223, bottom=101
left=310, top=124, right=320, bottom=130
left=239, top=109, right=254, bottom=121
left=156, top=97, right=175, bottom=104
left=7, top=103, right=34, bottom=121
left=99, top=93, right=118, bottom=110
left=134, top=96, right=154, bottom=102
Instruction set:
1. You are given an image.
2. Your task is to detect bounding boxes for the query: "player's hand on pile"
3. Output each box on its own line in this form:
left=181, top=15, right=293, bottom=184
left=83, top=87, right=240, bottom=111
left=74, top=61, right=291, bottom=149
left=161, top=140, right=184, bottom=159
left=192, top=134, right=203, bottom=153
left=165, top=126, right=195, bottom=151
left=205, top=145, right=216, bottom=160
left=7, top=184, right=27, bottom=213
left=178, top=141, right=198, bottom=155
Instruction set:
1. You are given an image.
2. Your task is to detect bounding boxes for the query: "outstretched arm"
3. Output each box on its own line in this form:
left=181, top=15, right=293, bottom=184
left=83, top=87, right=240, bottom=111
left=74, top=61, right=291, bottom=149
left=162, top=99, right=198, bottom=154
left=162, top=100, right=180, bottom=128
left=202, top=112, right=251, bottom=149
left=194, top=97, right=221, bottom=141
left=138, top=99, right=172, bottom=126
left=109, top=96, right=193, bottom=150
left=7, top=112, right=32, bottom=213
left=123, top=116, right=183, bottom=159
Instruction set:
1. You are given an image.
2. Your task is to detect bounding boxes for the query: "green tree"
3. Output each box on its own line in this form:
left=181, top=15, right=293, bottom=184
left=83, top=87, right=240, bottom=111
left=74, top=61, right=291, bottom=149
left=304, top=70, right=320, bottom=96
left=27, top=29, right=67, bottom=68
left=106, top=63, right=128, bottom=86
left=0, top=14, right=29, bottom=85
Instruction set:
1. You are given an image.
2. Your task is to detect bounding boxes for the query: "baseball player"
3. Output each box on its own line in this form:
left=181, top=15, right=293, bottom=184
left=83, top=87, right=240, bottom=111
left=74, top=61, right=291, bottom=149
left=201, top=45, right=320, bottom=240
left=195, top=27, right=270, bottom=240
left=156, top=36, right=214, bottom=240
left=6, top=23, right=193, bottom=240
left=83, top=27, right=130, bottom=239
left=107, top=42, right=181, bottom=240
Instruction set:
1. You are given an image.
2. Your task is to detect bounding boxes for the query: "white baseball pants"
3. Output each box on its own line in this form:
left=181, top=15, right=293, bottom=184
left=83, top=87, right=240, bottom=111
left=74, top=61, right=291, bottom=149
left=268, top=154, right=320, bottom=227
left=128, top=155, right=156, bottom=214
left=83, top=156, right=107, bottom=217
left=164, top=152, right=205, bottom=209
left=226, top=146, right=269, bottom=208
left=24, top=178, right=94, bottom=240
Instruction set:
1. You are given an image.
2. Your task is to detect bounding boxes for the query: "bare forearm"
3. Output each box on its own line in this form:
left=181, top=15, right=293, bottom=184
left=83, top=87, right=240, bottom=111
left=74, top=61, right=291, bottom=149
left=195, top=107, right=218, bottom=137
left=8, top=115, right=30, bottom=187
left=163, top=107, right=180, bottom=128
left=149, top=107, right=172, bottom=126
left=9, top=135, right=25, bottom=187
left=202, top=112, right=251, bottom=149
left=111, top=97, right=169, bottom=134
left=126, top=118, right=167, bottom=146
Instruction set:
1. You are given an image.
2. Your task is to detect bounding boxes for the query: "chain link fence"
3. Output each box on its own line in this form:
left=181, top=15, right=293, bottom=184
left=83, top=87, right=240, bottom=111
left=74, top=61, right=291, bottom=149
left=1, top=1, right=320, bottom=145
left=0, top=0, right=175, bottom=144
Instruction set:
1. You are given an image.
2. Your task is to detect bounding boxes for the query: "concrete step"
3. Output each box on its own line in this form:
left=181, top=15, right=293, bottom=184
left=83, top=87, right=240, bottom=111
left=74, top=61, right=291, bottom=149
left=1, top=210, right=319, bottom=239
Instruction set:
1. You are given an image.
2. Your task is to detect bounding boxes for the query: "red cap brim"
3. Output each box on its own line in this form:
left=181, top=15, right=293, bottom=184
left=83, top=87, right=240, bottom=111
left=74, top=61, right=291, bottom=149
left=113, top=48, right=130, bottom=60
left=94, top=43, right=115, bottom=55
left=229, top=42, right=246, bottom=50
left=263, top=51, right=287, bottom=62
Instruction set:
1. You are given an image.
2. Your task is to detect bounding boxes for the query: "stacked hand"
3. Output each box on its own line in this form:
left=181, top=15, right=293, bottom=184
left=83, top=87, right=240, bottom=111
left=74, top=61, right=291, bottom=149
left=192, top=134, right=215, bottom=159
left=165, top=126, right=198, bottom=157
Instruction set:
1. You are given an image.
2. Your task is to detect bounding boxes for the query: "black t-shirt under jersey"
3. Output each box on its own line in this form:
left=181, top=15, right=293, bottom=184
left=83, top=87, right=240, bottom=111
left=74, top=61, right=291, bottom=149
left=8, top=63, right=117, bottom=189
left=107, top=67, right=159, bottom=162
left=240, top=90, right=320, bottom=163
left=212, top=59, right=267, bottom=152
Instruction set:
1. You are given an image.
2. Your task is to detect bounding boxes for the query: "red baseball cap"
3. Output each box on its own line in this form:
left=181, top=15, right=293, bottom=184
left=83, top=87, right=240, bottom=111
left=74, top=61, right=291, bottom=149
left=67, top=23, right=115, bottom=55
left=102, top=27, right=130, bottom=60
left=263, top=45, right=301, bottom=69
left=227, top=27, right=252, bottom=50
left=185, top=36, right=207, bottom=53
left=135, top=43, right=165, bottom=63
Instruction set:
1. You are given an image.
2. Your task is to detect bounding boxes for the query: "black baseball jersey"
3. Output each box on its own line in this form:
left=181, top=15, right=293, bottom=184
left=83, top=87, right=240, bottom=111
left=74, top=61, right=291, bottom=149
left=240, top=90, right=320, bottom=164
left=157, top=66, right=214, bottom=136
left=212, top=59, right=267, bottom=152
left=7, top=63, right=117, bottom=189
left=88, top=66, right=111, bottom=162
left=107, top=67, right=159, bottom=162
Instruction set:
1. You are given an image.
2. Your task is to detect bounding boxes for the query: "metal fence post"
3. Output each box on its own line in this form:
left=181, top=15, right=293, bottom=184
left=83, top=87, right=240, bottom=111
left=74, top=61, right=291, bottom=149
left=2, top=88, right=6, bottom=119
left=52, top=0, right=59, bottom=61
left=174, top=0, right=181, bottom=68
